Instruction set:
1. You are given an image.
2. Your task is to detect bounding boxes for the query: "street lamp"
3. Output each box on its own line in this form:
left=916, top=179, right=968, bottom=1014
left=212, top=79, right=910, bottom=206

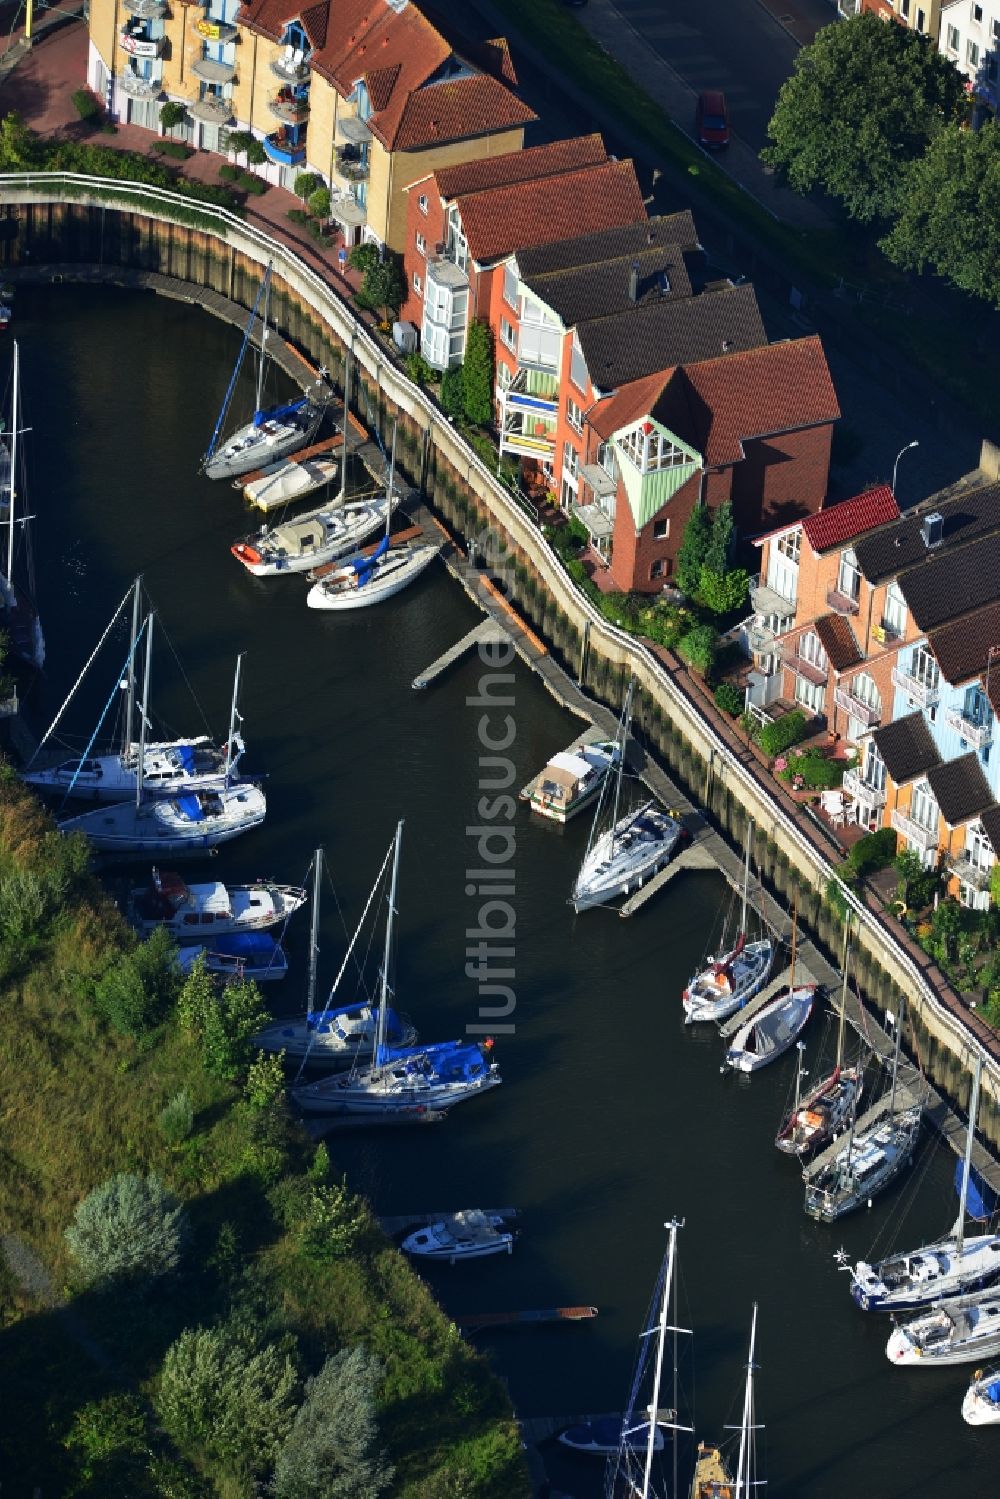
left=892, top=440, right=919, bottom=496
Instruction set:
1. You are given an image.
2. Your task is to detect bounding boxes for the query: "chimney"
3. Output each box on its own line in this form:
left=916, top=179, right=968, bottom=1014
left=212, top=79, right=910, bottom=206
left=980, top=437, right=1000, bottom=482
left=721, top=338, right=732, bottom=353
left=628, top=259, right=640, bottom=302
left=920, top=512, right=944, bottom=550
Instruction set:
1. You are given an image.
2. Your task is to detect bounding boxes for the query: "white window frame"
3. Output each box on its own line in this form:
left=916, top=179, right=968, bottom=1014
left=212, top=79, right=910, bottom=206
left=909, top=779, right=939, bottom=834
left=968, top=37, right=980, bottom=64
left=794, top=676, right=825, bottom=714
left=883, top=580, right=907, bottom=636
left=502, top=261, right=519, bottom=310
left=777, top=528, right=801, bottom=564
left=499, top=317, right=516, bottom=352
left=799, top=630, right=828, bottom=671
left=562, top=441, right=579, bottom=480
left=566, top=397, right=584, bottom=435
left=910, top=644, right=940, bottom=692
left=837, top=547, right=861, bottom=601
left=418, top=193, right=428, bottom=214
left=947, top=22, right=961, bottom=50
left=412, top=272, right=422, bottom=294
left=415, top=231, right=426, bottom=254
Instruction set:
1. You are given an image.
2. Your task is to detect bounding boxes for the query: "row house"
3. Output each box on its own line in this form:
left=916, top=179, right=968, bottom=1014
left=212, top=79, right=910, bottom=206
left=399, top=136, right=645, bottom=371
left=86, top=0, right=535, bottom=249
left=861, top=0, right=999, bottom=121
left=861, top=0, right=942, bottom=39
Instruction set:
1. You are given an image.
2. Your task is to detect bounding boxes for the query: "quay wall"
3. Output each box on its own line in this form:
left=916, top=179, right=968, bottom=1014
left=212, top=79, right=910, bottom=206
left=2, top=181, right=998, bottom=1149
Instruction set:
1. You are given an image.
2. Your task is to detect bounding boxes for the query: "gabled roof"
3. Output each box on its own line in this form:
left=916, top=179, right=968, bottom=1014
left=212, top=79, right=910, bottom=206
left=515, top=212, right=701, bottom=279
left=926, top=754, right=995, bottom=828
left=801, top=485, right=900, bottom=555
left=815, top=613, right=864, bottom=673
left=430, top=134, right=607, bottom=199
left=853, top=478, right=1000, bottom=583
left=587, top=369, right=677, bottom=442
left=898, top=530, right=1000, bottom=634
left=871, top=712, right=941, bottom=786
left=927, top=598, right=1000, bottom=686
left=522, top=243, right=693, bottom=328
left=456, top=158, right=646, bottom=265
left=980, top=802, right=1000, bottom=857
left=387, top=73, right=536, bottom=151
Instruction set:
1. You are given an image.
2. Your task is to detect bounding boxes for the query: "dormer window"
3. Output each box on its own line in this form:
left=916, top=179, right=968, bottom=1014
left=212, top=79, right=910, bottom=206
left=618, top=424, right=689, bottom=474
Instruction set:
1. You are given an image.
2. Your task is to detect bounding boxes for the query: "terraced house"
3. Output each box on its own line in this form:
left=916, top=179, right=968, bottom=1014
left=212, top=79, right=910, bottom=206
left=86, top=0, right=535, bottom=249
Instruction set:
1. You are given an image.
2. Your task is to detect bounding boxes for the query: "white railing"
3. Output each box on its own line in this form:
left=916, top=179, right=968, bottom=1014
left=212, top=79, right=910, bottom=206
left=4, top=170, right=997, bottom=1088
left=891, top=807, right=939, bottom=853
left=943, top=706, right=993, bottom=749
left=892, top=663, right=940, bottom=708
left=833, top=685, right=880, bottom=729
left=842, top=767, right=886, bottom=808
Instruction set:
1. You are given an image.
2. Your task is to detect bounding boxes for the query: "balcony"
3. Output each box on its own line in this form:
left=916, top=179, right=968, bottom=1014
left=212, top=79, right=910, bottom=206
left=334, top=146, right=369, bottom=184
left=826, top=585, right=860, bottom=616
left=336, top=113, right=372, bottom=146
left=191, top=56, right=236, bottom=85
left=119, top=66, right=163, bottom=98
left=948, top=850, right=993, bottom=891
left=943, top=706, right=993, bottom=749
left=749, top=580, right=796, bottom=621
left=891, top=807, right=939, bottom=852
left=193, top=15, right=237, bottom=40
left=499, top=411, right=556, bottom=461
left=189, top=94, right=234, bottom=124
left=891, top=664, right=940, bottom=709
left=123, top=0, right=167, bottom=16
left=270, top=91, right=310, bottom=124
left=271, top=53, right=310, bottom=85
left=329, top=189, right=366, bottom=228
left=870, top=619, right=903, bottom=649
left=118, top=24, right=165, bottom=57
left=574, top=500, right=614, bottom=542
left=263, top=129, right=306, bottom=166
left=781, top=644, right=827, bottom=687
left=833, top=684, right=880, bottom=729
left=842, top=767, right=886, bottom=809
left=580, top=462, right=617, bottom=500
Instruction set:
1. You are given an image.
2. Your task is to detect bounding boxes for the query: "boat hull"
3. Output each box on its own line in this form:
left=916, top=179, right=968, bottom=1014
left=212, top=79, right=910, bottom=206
left=24, top=738, right=241, bottom=803
left=804, top=1108, right=922, bottom=1222
left=401, top=1213, right=513, bottom=1263
left=775, top=1067, right=863, bottom=1156
left=62, top=785, right=266, bottom=857
left=232, top=499, right=394, bottom=576
left=683, top=937, right=775, bottom=1024
left=963, top=1373, right=1000, bottom=1424
left=129, top=879, right=307, bottom=938
left=724, top=984, right=815, bottom=1074
left=205, top=401, right=325, bottom=481
left=525, top=742, right=619, bottom=824
left=571, top=803, right=685, bottom=912
left=887, top=1298, right=1000, bottom=1367
left=254, top=1009, right=417, bottom=1067
left=177, top=943, right=287, bottom=983
left=850, top=1234, right=1000, bottom=1312
left=305, top=542, right=440, bottom=610
left=291, top=1068, right=501, bottom=1117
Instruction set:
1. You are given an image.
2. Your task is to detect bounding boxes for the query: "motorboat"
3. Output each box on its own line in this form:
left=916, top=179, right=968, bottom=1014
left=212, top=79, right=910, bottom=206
left=401, top=1210, right=514, bottom=1264
left=723, top=984, right=815, bottom=1074
left=887, top=1289, right=1000, bottom=1367
left=963, top=1366, right=1000, bottom=1424
left=522, top=740, right=619, bottom=823
left=684, top=820, right=774, bottom=1023
left=129, top=868, right=307, bottom=938
left=305, top=537, right=440, bottom=610
left=231, top=496, right=395, bottom=576
left=176, top=931, right=288, bottom=983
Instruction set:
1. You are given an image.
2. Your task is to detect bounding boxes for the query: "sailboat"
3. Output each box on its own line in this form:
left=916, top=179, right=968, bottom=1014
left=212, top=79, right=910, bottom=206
left=775, top=923, right=864, bottom=1156
left=690, top=1305, right=763, bottom=1499
left=0, top=340, right=44, bottom=669
left=571, top=681, right=686, bottom=913
left=803, top=998, right=922, bottom=1223
left=176, top=931, right=288, bottom=983
left=231, top=496, right=397, bottom=577
left=59, top=613, right=266, bottom=857
left=290, top=823, right=501, bottom=1116
left=202, top=262, right=328, bottom=481
left=962, top=1365, right=1000, bottom=1424
left=253, top=846, right=417, bottom=1068
left=887, top=1286, right=1000, bottom=1368
left=128, top=866, right=307, bottom=938
left=722, top=896, right=815, bottom=1075
left=683, top=820, right=774, bottom=1023
left=25, top=580, right=249, bottom=802
left=848, top=1057, right=1000, bottom=1311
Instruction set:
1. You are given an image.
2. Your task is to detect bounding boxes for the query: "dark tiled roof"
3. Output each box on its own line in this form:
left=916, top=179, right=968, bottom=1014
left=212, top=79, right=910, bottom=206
left=872, top=712, right=941, bottom=785
left=432, top=135, right=606, bottom=199
left=926, top=753, right=995, bottom=827
left=815, top=613, right=864, bottom=673
left=515, top=213, right=700, bottom=278
left=522, top=244, right=693, bottom=327
left=898, top=530, right=1000, bottom=633
left=391, top=75, right=537, bottom=151
left=927, top=598, right=1000, bottom=686
left=854, top=479, right=1000, bottom=583
left=457, top=159, right=646, bottom=264
left=980, top=802, right=1000, bottom=856
left=576, top=282, right=766, bottom=392
left=801, top=485, right=899, bottom=554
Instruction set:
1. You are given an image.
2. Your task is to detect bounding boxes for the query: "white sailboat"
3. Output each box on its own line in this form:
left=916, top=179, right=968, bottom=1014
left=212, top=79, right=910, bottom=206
left=887, top=1287, right=1000, bottom=1367
left=231, top=496, right=397, bottom=577
left=24, top=580, right=249, bottom=802
left=253, top=845, right=417, bottom=1068
left=202, top=262, right=327, bottom=481
left=0, top=340, right=44, bottom=669
left=571, top=681, right=686, bottom=913
left=290, top=822, right=501, bottom=1117
left=723, top=898, right=815, bottom=1075
left=128, top=867, right=307, bottom=938
left=962, top=1365, right=1000, bottom=1424
left=849, top=1057, right=1000, bottom=1312
left=690, top=1305, right=764, bottom=1499
left=683, top=819, right=774, bottom=1023
left=401, top=1210, right=515, bottom=1264
left=176, top=932, right=288, bottom=983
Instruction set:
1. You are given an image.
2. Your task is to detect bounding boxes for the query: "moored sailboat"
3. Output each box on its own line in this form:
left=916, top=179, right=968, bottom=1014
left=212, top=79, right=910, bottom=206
left=177, top=931, right=288, bottom=983
left=723, top=898, right=815, bottom=1075
left=887, top=1287, right=1000, bottom=1367
left=962, top=1365, right=1000, bottom=1424
left=231, top=496, right=396, bottom=576
left=683, top=819, right=773, bottom=1023
left=689, top=1304, right=764, bottom=1499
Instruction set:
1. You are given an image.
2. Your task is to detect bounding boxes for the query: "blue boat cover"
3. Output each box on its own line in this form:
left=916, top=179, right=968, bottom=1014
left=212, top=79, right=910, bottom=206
left=214, top=931, right=277, bottom=959
left=955, top=1158, right=999, bottom=1221
left=253, top=397, right=306, bottom=428
left=352, top=534, right=390, bottom=577
left=176, top=744, right=197, bottom=772
left=988, top=1379, right=1000, bottom=1403
left=375, top=1039, right=487, bottom=1077
left=176, top=794, right=205, bottom=822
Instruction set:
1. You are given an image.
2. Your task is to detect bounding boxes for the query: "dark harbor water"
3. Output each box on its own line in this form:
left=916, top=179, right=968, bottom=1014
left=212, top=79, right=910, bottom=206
left=14, top=285, right=995, bottom=1498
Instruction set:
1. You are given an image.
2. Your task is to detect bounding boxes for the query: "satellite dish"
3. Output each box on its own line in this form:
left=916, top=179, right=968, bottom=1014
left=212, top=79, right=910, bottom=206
left=748, top=624, right=775, bottom=652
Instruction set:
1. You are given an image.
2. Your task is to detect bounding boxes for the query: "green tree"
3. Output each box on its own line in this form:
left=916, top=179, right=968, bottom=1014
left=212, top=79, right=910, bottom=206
left=881, top=122, right=1000, bottom=307
left=347, top=242, right=380, bottom=275
left=676, top=623, right=718, bottom=676
left=159, top=102, right=187, bottom=134
left=293, top=171, right=321, bottom=199
left=61, top=1394, right=149, bottom=1490
left=0, top=112, right=41, bottom=169
left=357, top=252, right=404, bottom=317
left=158, top=1088, right=194, bottom=1145
left=244, top=1048, right=285, bottom=1109
left=439, top=364, right=465, bottom=419
left=674, top=503, right=714, bottom=595
left=93, top=925, right=179, bottom=1038
left=272, top=1347, right=393, bottom=1499
left=696, top=565, right=749, bottom=616
left=308, top=186, right=332, bottom=221
left=462, top=320, right=495, bottom=427
left=65, top=1172, right=188, bottom=1285
left=225, top=128, right=254, bottom=165
left=762, top=13, right=964, bottom=222
left=156, top=1324, right=299, bottom=1477
left=178, top=959, right=269, bottom=1080
left=245, top=136, right=268, bottom=168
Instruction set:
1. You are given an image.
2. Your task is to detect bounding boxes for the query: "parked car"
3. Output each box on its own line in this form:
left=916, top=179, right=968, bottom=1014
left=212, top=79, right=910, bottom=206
left=695, top=90, right=730, bottom=149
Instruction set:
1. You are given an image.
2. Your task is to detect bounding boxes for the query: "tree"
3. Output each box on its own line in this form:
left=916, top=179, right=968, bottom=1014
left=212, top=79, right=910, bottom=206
left=881, top=122, right=1000, bottom=307
left=702, top=500, right=734, bottom=576
left=93, top=925, right=179, bottom=1039
left=61, top=1394, right=149, bottom=1490
left=762, top=14, right=964, bottom=223
left=462, top=320, right=495, bottom=427
left=65, top=1172, right=188, bottom=1285
left=696, top=565, right=749, bottom=616
left=294, top=171, right=321, bottom=199
left=225, top=129, right=254, bottom=165
left=439, top=365, right=465, bottom=419
left=159, top=101, right=187, bottom=134
left=358, top=252, right=405, bottom=318
left=272, top=1348, right=393, bottom=1499
left=156, top=1324, right=299, bottom=1477
left=245, top=136, right=268, bottom=168
left=674, top=503, right=714, bottom=595
left=178, top=959, right=269, bottom=1080
left=0, top=112, right=41, bottom=169
left=308, top=186, right=332, bottom=221
left=347, top=243, right=380, bottom=275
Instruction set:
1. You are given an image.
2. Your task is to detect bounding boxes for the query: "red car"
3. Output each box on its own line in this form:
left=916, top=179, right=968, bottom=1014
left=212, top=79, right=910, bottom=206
left=695, top=90, right=730, bottom=150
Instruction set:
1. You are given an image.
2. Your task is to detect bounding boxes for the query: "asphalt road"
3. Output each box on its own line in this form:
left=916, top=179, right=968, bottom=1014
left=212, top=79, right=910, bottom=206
left=610, top=0, right=837, bottom=151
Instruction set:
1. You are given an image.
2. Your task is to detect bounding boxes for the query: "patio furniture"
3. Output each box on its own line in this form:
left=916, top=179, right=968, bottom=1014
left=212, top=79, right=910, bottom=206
left=820, top=790, right=846, bottom=827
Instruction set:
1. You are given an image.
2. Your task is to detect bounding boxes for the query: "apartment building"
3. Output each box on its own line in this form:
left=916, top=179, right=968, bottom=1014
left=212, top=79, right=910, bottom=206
left=860, top=0, right=942, bottom=39
left=86, top=0, right=535, bottom=249
left=939, top=0, right=1000, bottom=120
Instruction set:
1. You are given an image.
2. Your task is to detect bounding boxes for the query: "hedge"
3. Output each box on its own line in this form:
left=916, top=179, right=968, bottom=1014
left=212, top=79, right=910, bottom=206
left=758, top=710, right=809, bottom=758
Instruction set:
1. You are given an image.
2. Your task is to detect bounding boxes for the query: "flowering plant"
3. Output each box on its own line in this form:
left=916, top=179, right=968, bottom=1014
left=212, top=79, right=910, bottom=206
left=773, top=756, right=788, bottom=773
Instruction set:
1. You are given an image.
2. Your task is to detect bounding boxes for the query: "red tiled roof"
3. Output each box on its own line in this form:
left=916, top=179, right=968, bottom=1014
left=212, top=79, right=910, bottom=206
left=457, top=158, right=647, bottom=264
left=387, top=74, right=537, bottom=152
left=587, top=370, right=676, bottom=441
left=681, top=336, right=840, bottom=466
left=815, top=613, right=864, bottom=673
left=801, top=484, right=899, bottom=554
left=431, top=135, right=607, bottom=201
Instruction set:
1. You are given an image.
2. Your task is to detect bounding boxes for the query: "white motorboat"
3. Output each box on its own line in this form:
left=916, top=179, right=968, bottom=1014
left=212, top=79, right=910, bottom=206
left=401, top=1210, right=514, bottom=1264
left=231, top=496, right=395, bottom=576
left=887, top=1289, right=1000, bottom=1367
left=684, top=820, right=774, bottom=1023
left=805, top=1106, right=923, bottom=1222
left=62, top=782, right=266, bottom=857
left=963, top=1366, right=1000, bottom=1424
left=723, top=984, right=815, bottom=1075
left=129, top=868, right=307, bottom=938
left=241, top=451, right=340, bottom=512
left=522, top=740, right=619, bottom=823
left=177, top=931, right=288, bottom=983
left=305, top=537, right=439, bottom=611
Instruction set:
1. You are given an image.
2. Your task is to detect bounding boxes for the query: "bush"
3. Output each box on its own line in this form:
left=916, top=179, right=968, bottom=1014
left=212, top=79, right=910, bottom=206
left=71, top=88, right=102, bottom=123
left=218, top=162, right=239, bottom=182
left=714, top=681, right=744, bottom=717
left=347, top=242, right=380, bottom=274
left=758, top=709, right=808, bottom=758
left=405, top=351, right=434, bottom=386
left=158, top=1088, right=194, bottom=1145
left=439, top=365, right=465, bottom=419
left=273, top=1347, right=393, bottom=1499
left=62, top=1394, right=148, bottom=1486
left=847, top=827, right=898, bottom=879
left=287, top=207, right=310, bottom=227
left=676, top=623, right=718, bottom=676
left=777, top=746, right=845, bottom=790
left=294, top=171, right=321, bottom=200
left=65, top=1172, right=188, bottom=1285
left=245, top=137, right=268, bottom=168
left=675, top=503, right=714, bottom=596
left=237, top=172, right=268, bottom=196
left=156, top=140, right=191, bottom=160
left=297, top=1179, right=367, bottom=1263
left=895, top=847, right=941, bottom=910
left=308, top=186, right=331, bottom=220
left=178, top=959, right=270, bottom=1080
left=93, top=926, right=179, bottom=1039
left=159, top=101, right=187, bottom=132
left=697, top=565, right=749, bottom=616
left=244, top=1049, right=285, bottom=1110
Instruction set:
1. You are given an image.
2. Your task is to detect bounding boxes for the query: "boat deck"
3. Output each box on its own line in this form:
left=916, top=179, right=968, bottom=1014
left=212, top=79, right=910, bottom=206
left=518, top=726, right=614, bottom=802
left=717, top=958, right=819, bottom=1040
left=378, top=1207, right=517, bottom=1234
left=802, top=1083, right=925, bottom=1183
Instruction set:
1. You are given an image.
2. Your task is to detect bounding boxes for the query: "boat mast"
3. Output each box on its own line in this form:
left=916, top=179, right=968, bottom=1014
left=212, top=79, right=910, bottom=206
left=788, top=893, right=798, bottom=989
left=734, top=1304, right=760, bottom=1499
left=792, top=1040, right=807, bottom=1119
left=256, top=263, right=271, bottom=415
left=204, top=265, right=270, bottom=464
left=957, top=1054, right=983, bottom=1258
left=888, top=995, right=905, bottom=1124
left=740, top=818, right=752, bottom=935
left=337, top=340, right=352, bottom=505
left=835, top=918, right=850, bottom=1072
left=306, top=848, right=322, bottom=1021
left=384, top=420, right=397, bottom=540
left=6, top=339, right=18, bottom=584
left=642, top=1217, right=682, bottom=1499
left=609, top=679, right=634, bottom=861
left=123, top=575, right=142, bottom=761
left=135, top=613, right=153, bottom=808
left=223, top=651, right=245, bottom=784
left=375, top=821, right=403, bottom=1067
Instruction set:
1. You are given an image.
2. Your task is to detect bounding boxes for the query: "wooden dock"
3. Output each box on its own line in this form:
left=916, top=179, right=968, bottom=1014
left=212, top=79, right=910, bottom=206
left=455, top=1306, right=597, bottom=1331
left=378, top=1207, right=518, bottom=1234
left=618, top=832, right=718, bottom=918
left=412, top=618, right=510, bottom=691
left=306, top=523, right=424, bottom=581
left=715, top=958, right=820, bottom=1041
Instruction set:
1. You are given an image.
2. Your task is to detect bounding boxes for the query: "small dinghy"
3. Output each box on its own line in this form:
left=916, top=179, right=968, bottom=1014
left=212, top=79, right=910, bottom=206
left=177, top=931, right=288, bottom=983
left=887, top=1289, right=1000, bottom=1367
left=241, top=452, right=340, bottom=511
left=523, top=740, right=619, bottom=823
left=401, top=1210, right=514, bottom=1264
left=963, top=1366, right=1000, bottom=1424
left=305, top=537, right=439, bottom=611
left=558, top=1416, right=664, bottom=1457
left=129, top=868, right=307, bottom=938
left=723, top=984, right=815, bottom=1075
left=231, top=496, right=394, bottom=576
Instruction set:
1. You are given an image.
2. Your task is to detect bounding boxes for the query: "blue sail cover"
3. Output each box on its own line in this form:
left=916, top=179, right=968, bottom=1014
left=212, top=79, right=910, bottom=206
left=176, top=744, right=197, bottom=772
left=253, top=397, right=307, bottom=428
left=176, top=794, right=205, bottom=822
left=955, top=1158, right=999, bottom=1221
left=988, top=1379, right=1000, bottom=1404
left=351, top=534, right=390, bottom=578
left=375, top=1039, right=487, bottom=1077
left=214, top=931, right=278, bottom=959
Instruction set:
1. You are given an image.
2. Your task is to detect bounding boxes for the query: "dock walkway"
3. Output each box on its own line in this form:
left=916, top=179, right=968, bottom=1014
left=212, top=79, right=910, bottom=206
left=412, top=619, right=510, bottom=691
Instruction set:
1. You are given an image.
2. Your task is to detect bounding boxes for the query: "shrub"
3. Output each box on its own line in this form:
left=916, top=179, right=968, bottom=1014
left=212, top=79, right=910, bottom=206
left=158, top=1088, right=194, bottom=1144
left=218, top=162, right=239, bottom=182
left=159, top=101, right=187, bottom=132
left=293, top=171, right=321, bottom=200
left=714, top=681, right=744, bottom=716
left=297, top=1180, right=367, bottom=1263
left=245, top=137, right=268, bottom=168
left=637, top=602, right=692, bottom=650
left=61, top=1394, right=148, bottom=1485
left=356, top=251, right=405, bottom=316
left=179, top=960, right=270, bottom=1080
left=347, top=242, right=380, bottom=274
left=93, top=926, right=179, bottom=1039
left=439, top=365, right=465, bottom=419
left=71, top=88, right=102, bottom=123
left=237, top=172, right=268, bottom=196
left=847, top=827, right=898, bottom=879
left=405, top=351, right=434, bottom=386
left=308, top=186, right=331, bottom=220
left=758, top=710, right=808, bottom=758
left=697, top=565, right=749, bottom=616
left=65, top=1172, right=188, bottom=1285
left=287, top=207, right=311, bottom=227
left=895, top=847, right=941, bottom=910
left=244, top=1049, right=285, bottom=1109
left=156, top=140, right=191, bottom=160
left=462, top=320, right=495, bottom=427
left=273, top=1347, right=393, bottom=1499
left=777, top=746, right=844, bottom=790
left=675, top=503, right=714, bottom=595
left=676, top=622, right=718, bottom=676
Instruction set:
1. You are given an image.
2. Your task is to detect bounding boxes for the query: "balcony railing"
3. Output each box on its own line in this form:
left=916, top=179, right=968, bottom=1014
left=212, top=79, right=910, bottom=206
left=891, top=664, right=940, bottom=708
left=842, top=767, right=886, bottom=808
left=118, top=25, right=164, bottom=56
left=270, top=56, right=310, bottom=85
left=943, top=706, right=993, bottom=749
left=749, top=580, right=796, bottom=620
left=833, top=684, right=880, bottom=729
left=193, top=15, right=237, bottom=40
left=270, top=93, right=310, bottom=124
left=263, top=130, right=306, bottom=166
left=123, top=0, right=167, bottom=17
left=119, top=67, right=163, bottom=98
left=189, top=95, right=233, bottom=124
left=336, top=114, right=372, bottom=146
left=947, top=851, right=993, bottom=891
left=891, top=807, right=939, bottom=852
left=781, top=646, right=827, bottom=687
left=334, top=147, right=368, bottom=184
left=870, top=619, right=903, bottom=648
left=191, top=56, right=236, bottom=85
left=826, top=586, right=860, bottom=616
